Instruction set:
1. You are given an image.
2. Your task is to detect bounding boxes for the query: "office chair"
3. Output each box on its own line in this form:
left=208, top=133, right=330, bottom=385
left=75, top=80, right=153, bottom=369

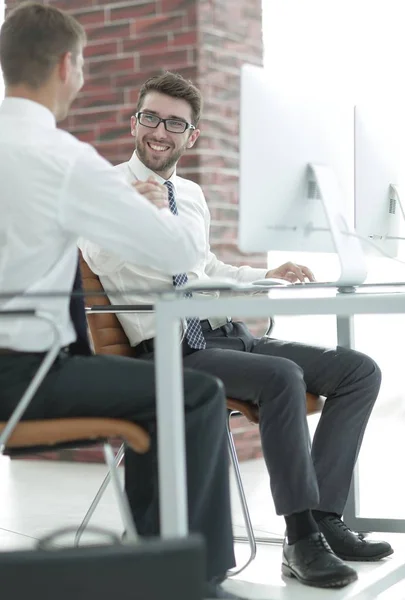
left=0, top=308, right=151, bottom=542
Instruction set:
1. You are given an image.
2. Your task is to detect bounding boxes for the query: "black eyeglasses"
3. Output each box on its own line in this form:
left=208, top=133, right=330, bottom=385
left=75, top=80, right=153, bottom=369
left=135, top=112, right=195, bottom=134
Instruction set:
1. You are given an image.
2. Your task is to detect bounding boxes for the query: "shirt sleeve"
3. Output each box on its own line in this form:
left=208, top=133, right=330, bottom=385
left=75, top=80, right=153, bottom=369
left=78, top=239, right=125, bottom=276
left=205, top=249, right=268, bottom=283
left=58, top=143, right=201, bottom=275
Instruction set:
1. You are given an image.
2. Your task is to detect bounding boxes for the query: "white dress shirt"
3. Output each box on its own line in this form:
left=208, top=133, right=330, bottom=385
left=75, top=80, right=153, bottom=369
left=0, top=98, right=203, bottom=352
left=80, top=151, right=267, bottom=346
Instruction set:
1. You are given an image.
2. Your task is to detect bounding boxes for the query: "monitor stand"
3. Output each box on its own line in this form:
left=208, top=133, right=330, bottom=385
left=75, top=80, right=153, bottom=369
left=308, top=164, right=368, bottom=286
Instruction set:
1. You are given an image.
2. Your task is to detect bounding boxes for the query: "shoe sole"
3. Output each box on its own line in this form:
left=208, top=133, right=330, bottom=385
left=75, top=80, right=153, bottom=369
left=281, top=563, right=358, bottom=588
left=336, top=548, right=394, bottom=562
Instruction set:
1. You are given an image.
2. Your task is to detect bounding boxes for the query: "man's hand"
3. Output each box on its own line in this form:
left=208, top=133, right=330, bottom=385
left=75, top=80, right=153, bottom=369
left=266, top=261, right=315, bottom=283
left=132, top=176, right=169, bottom=209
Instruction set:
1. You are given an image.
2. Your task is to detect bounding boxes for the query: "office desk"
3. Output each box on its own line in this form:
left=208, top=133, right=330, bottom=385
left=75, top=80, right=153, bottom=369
left=153, top=287, right=405, bottom=539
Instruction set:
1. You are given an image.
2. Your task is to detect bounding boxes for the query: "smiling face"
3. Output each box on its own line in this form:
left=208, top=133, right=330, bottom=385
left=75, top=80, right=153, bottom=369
left=131, top=91, right=200, bottom=179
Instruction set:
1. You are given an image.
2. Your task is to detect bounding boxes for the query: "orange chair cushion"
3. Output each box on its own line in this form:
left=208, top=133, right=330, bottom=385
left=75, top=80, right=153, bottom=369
left=0, top=418, right=150, bottom=453
left=227, top=394, right=324, bottom=425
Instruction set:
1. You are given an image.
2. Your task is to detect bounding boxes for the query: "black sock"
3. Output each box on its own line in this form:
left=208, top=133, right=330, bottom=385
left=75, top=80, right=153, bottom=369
left=312, top=510, right=341, bottom=523
left=284, top=510, right=319, bottom=545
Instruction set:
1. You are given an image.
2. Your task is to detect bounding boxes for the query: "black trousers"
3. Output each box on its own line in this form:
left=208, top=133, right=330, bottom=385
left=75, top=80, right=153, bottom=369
left=0, top=352, right=235, bottom=580
left=139, top=320, right=382, bottom=517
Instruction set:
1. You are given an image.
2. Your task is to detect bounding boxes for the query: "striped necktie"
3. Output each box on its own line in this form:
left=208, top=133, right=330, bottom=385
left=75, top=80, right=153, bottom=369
left=164, top=180, right=206, bottom=350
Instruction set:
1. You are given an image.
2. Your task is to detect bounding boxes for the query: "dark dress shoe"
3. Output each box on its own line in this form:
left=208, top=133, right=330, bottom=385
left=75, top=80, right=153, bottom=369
left=318, top=515, right=394, bottom=562
left=282, top=532, right=358, bottom=588
left=204, top=581, right=247, bottom=599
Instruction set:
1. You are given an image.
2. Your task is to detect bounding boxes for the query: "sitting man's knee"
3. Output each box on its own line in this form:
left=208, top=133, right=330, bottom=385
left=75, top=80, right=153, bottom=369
left=184, top=368, right=226, bottom=411
left=339, top=348, right=382, bottom=389
left=264, top=357, right=306, bottom=399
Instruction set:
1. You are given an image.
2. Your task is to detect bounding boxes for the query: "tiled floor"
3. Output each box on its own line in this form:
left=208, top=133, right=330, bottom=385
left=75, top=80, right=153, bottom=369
left=1, top=447, right=405, bottom=600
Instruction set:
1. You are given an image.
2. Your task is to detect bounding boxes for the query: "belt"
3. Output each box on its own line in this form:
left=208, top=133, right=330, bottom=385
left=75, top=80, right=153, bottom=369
left=200, top=317, right=231, bottom=332
left=134, top=337, right=198, bottom=358
left=134, top=318, right=232, bottom=358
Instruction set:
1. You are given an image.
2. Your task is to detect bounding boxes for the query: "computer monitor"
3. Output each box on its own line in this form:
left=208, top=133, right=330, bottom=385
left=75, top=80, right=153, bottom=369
left=238, top=64, right=368, bottom=286
left=354, top=103, right=405, bottom=258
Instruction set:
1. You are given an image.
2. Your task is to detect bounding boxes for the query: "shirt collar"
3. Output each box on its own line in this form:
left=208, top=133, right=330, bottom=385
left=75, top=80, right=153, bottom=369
left=127, top=150, right=177, bottom=190
left=0, top=97, right=56, bottom=128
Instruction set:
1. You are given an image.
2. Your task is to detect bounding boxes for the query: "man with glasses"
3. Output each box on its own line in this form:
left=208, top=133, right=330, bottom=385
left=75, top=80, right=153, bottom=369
left=137, top=111, right=196, bottom=133
left=80, top=71, right=392, bottom=590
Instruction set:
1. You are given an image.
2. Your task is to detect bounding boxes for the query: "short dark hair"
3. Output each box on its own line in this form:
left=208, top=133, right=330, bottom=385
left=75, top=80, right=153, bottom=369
left=136, top=71, right=203, bottom=126
left=0, top=1, right=86, bottom=89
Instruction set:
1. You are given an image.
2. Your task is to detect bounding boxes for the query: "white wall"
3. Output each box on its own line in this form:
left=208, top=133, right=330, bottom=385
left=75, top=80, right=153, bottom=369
left=263, top=0, right=405, bottom=104
left=0, top=1, right=4, bottom=100
left=262, top=0, right=405, bottom=300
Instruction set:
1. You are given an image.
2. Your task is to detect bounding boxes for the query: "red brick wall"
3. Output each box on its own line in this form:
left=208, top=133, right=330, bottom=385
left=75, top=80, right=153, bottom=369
left=6, top=0, right=265, bottom=462
left=66, top=0, right=203, bottom=166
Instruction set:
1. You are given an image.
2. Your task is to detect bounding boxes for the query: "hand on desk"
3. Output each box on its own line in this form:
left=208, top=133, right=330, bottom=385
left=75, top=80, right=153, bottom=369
left=266, top=261, right=316, bottom=284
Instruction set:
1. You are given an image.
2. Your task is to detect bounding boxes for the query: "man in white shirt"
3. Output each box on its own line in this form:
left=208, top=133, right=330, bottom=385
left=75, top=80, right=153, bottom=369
left=81, top=71, right=393, bottom=588
left=0, top=6, right=242, bottom=599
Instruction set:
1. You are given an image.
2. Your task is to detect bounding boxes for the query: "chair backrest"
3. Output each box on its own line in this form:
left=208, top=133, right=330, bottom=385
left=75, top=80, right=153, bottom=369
left=79, top=253, right=136, bottom=358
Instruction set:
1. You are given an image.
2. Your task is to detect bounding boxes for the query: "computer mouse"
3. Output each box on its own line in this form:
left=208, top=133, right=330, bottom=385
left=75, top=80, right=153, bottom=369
left=251, top=278, right=289, bottom=286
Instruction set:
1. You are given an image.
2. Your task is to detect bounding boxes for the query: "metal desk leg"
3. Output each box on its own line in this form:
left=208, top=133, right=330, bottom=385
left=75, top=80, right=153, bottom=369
left=335, top=301, right=405, bottom=598
left=337, top=313, right=405, bottom=535
left=336, top=314, right=355, bottom=349
left=335, top=314, right=361, bottom=529
left=154, top=300, right=188, bottom=538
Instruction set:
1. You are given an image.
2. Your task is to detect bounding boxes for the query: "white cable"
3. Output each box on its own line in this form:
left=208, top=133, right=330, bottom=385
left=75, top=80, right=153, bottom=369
left=342, top=231, right=405, bottom=267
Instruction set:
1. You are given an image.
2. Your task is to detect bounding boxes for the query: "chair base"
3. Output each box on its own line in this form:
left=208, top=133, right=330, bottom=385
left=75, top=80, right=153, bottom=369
left=75, top=443, right=126, bottom=546
left=226, top=410, right=257, bottom=577
left=77, top=413, right=258, bottom=578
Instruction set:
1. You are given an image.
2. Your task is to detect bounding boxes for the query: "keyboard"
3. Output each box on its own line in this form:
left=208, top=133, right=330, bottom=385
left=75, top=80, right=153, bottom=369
left=252, top=279, right=353, bottom=290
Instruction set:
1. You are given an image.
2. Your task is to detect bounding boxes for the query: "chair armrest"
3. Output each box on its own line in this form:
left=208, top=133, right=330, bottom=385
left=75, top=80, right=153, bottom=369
left=2, top=417, right=150, bottom=454
left=86, top=305, right=154, bottom=313
left=264, top=317, right=275, bottom=336
left=0, top=308, right=37, bottom=316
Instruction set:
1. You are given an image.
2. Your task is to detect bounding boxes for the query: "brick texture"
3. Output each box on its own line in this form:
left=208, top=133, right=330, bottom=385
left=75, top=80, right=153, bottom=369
left=6, top=0, right=265, bottom=462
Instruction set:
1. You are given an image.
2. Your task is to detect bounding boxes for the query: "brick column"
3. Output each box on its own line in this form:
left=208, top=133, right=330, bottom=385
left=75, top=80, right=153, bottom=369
left=6, top=0, right=265, bottom=463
